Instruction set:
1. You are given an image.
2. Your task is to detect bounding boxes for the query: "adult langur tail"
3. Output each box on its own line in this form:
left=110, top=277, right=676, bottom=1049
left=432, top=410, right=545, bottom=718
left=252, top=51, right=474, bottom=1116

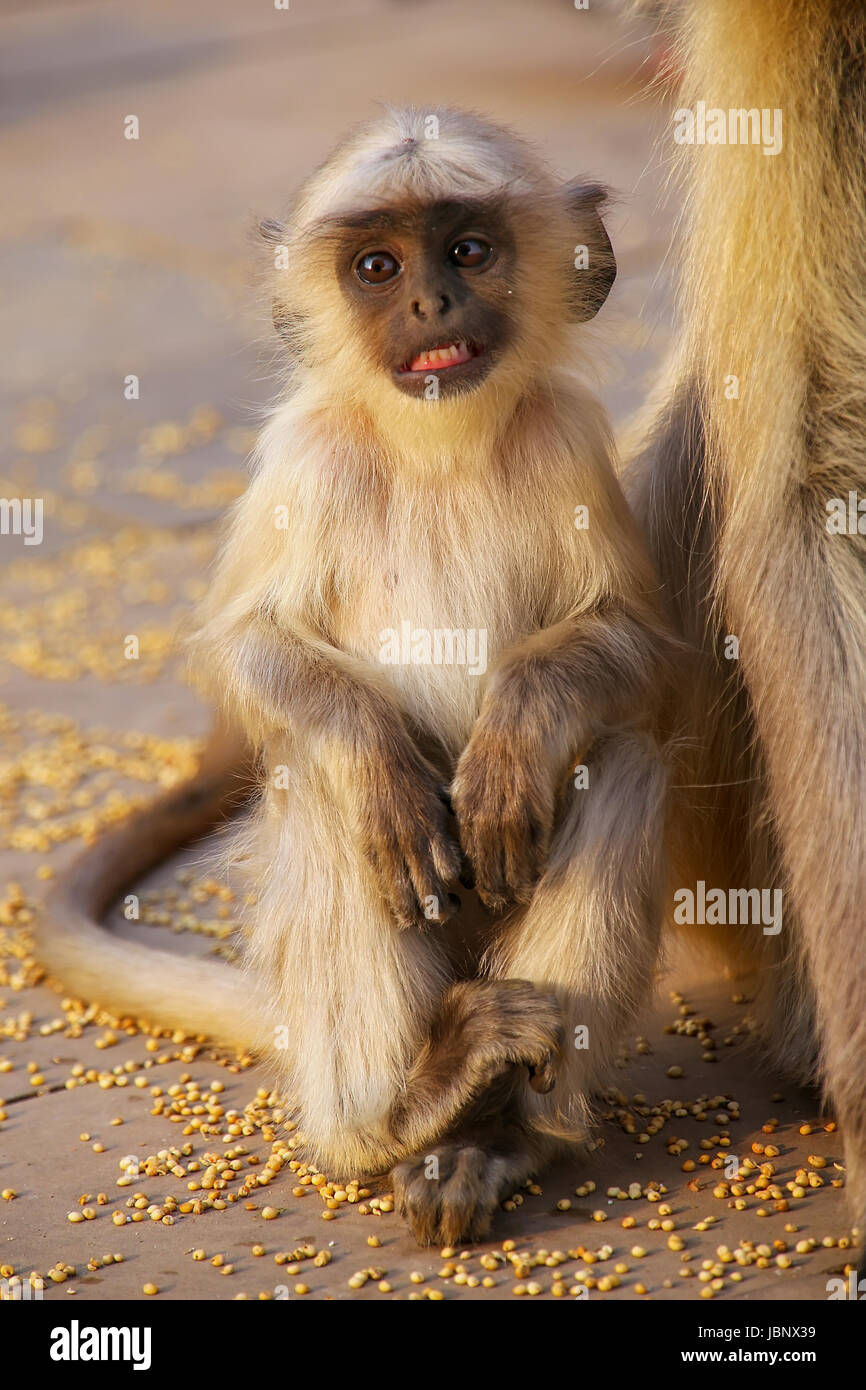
left=35, top=721, right=260, bottom=1053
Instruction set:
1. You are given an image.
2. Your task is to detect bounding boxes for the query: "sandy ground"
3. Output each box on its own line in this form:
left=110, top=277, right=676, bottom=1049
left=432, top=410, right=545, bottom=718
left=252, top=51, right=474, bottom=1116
left=0, top=0, right=856, bottom=1302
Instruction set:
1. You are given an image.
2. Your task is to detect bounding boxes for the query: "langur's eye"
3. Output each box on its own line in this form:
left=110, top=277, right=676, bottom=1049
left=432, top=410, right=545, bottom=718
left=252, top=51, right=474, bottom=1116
left=355, top=251, right=401, bottom=284
left=448, top=237, right=492, bottom=268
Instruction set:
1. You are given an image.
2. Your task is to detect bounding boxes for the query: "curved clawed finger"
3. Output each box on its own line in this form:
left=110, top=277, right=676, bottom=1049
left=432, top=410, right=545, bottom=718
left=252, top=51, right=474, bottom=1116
left=463, top=821, right=508, bottom=912
left=527, top=1049, right=557, bottom=1093
left=428, top=818, right=462, bottom=886
left=367, top=845, right=424, bottom=930
left=458, top=854, right=475, bottom=890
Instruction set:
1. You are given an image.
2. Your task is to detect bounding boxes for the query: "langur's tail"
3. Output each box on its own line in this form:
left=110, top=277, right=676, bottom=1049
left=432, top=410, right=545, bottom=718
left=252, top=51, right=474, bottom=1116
left=35, top=720, right=261, bottom=1054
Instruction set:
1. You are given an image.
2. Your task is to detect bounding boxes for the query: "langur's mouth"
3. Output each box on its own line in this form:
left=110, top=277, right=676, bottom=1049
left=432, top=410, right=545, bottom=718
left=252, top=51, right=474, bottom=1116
left=396, top=340, right=485, bottom=375
left=391, top=337, right=494, bottom=397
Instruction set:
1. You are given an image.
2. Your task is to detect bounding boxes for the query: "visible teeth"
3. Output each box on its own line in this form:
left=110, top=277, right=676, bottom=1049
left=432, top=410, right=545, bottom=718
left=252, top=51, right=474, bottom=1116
left=427, top=344, right=458, bottom=362
left=405, top=339, right=475, bottom=372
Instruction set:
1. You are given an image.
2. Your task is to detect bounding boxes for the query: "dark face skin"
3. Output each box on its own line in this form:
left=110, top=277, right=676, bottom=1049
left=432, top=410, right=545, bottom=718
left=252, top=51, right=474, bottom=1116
left=329, top=198, right=516, bottom=398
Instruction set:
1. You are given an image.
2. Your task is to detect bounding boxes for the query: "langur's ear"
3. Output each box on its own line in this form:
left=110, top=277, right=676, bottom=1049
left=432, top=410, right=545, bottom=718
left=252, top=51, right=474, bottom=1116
left=564, top=181, right=616, bottom=321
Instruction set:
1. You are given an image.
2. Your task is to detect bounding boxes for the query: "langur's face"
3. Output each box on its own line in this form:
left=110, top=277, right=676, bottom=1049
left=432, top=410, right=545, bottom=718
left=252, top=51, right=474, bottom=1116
left=334, top=198, right=517, bottom=399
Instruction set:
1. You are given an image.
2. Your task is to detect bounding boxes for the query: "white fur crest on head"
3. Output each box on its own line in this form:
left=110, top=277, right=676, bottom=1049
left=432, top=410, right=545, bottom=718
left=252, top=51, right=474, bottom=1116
left=292, top=107, right=553, bottom=230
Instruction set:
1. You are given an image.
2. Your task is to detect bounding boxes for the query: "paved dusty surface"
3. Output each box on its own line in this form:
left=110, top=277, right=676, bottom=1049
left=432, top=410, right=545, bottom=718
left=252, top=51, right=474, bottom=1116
left=0, top=0, right=856, bottom=1302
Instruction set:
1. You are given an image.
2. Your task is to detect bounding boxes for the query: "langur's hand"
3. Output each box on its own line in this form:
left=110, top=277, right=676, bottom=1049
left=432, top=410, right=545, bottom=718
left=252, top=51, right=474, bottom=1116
left=354, top=731, right=462, bottom=930
left=451, top=712, right=557, bottom=911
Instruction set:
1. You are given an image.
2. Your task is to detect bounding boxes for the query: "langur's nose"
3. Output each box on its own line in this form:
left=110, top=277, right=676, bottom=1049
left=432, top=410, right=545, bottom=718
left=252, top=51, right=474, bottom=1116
left=411, top=291, right=451, bottom=319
